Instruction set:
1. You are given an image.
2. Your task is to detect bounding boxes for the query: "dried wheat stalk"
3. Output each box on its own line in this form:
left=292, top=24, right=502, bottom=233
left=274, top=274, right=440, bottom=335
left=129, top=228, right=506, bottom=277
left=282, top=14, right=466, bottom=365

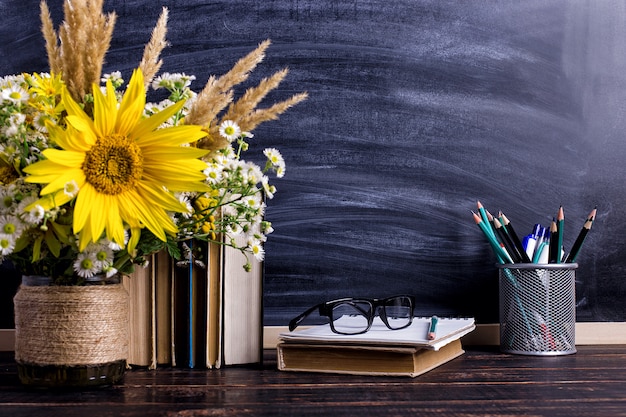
left=40, top=0, right=116, bottom=103
left=39, top=1, right=307, bottom=149
left=188, top=40, right=308, bottom=151
left=139, top=7, right=169, bottom=88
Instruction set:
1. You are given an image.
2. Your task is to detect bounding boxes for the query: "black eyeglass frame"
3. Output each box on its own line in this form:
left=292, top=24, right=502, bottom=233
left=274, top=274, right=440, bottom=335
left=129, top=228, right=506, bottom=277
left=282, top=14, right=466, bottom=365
left=288, top=295, right=416, bottom=335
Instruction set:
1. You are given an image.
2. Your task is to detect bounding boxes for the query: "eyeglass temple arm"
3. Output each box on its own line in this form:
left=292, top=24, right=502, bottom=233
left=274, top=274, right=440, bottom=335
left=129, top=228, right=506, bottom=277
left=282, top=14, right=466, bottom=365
left=288, top=303, right=323, bottom=331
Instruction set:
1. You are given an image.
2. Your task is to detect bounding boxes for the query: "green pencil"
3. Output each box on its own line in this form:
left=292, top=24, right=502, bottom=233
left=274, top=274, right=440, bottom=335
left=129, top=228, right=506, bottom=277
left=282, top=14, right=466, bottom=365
left=472, top=211, right=513, bottom=263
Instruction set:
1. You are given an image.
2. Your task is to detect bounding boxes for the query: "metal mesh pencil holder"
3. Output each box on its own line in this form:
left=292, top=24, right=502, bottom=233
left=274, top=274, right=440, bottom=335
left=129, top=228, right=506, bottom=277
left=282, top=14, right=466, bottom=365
left=497, top=263, right=577, bottom=356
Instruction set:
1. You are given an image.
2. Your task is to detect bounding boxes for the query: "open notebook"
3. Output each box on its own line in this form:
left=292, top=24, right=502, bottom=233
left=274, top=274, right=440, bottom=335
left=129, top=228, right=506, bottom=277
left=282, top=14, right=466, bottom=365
left=279, top=316, right=475, bottom=351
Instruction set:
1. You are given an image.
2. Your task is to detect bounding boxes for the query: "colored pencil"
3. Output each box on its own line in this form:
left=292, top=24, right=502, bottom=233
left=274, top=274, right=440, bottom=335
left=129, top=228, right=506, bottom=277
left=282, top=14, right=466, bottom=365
left=500, top=212, right=532, bottom=263
left=427, top=315, right=439, bottom=340
left=548, top=218, right=559, bottom=263
left=493, top=217, right=523, bottom=263
left=472, top=211, right=512, bottom=263
left=556, top=206, right=564, bottom=263
left=564, top=207, right=597, bottom=263
left=477, top=201, right=494, bottom=238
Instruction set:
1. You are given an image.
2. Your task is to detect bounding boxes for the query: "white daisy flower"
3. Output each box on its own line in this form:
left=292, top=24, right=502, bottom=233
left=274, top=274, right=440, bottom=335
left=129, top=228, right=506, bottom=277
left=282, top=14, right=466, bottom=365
left=101, top=71, right=123, bottom=87
left=0, top=215, right=22, bottom=236
left=204, top=163, right=223, bottom=184
left=73, top=252, right=100, bottom=278
left=261, top=177, right=276, bottom=199
left=4, top=113, right=26, bottom=137
left=64, top=180, right=79, bottom=198
left=87, top=242, right=114, bottom=269
left=226, top=223, right=243, bottom=236
left=248, top=238, right=265, bottom=262
left=1, top=85, right=29, bottom=104
left=245, top=163, right=264, bottom=184
left=263, top=148, right=284, bottom=166
left=243, top=194, right=262, bottom=209
left=21, top=201, right=44, bottom=225
left=219, top=120, right=241, bottom=142
left=0, top=233, right=15, bottom=255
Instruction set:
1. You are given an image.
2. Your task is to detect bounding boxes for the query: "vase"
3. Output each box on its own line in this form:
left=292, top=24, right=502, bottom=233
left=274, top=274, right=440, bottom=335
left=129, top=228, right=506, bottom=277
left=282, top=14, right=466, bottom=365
left=13, top=275, right=129, bottom=388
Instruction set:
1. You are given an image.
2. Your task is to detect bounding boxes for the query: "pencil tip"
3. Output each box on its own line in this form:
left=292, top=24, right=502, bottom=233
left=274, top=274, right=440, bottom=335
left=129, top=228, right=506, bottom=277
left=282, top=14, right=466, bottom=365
left=589, top=207, right=597, bottom=220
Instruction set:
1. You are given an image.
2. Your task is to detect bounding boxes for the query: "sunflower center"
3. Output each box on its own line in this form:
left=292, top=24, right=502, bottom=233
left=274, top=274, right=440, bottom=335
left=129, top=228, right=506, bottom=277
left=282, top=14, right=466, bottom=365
left=83, top=134, right=143, bottom=195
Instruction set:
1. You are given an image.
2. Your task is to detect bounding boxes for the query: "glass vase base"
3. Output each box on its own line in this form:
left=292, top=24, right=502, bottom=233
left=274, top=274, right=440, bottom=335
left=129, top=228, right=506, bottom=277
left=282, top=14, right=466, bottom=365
left=17, top=360, right=126, bottom=389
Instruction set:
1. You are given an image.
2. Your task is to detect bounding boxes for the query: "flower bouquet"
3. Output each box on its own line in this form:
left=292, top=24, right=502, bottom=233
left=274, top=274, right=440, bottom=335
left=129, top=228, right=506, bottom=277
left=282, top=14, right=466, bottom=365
left=0, top=0, right=307, bottom=284
left=5, top=0, right=306, bottom=387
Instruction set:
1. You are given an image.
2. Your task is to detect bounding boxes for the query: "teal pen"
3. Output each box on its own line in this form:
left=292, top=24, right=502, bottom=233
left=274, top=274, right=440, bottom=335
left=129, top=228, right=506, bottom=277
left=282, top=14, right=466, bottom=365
left=533, top=241, right=547, bottom=263
left=428, top=315, right=439, bottom=340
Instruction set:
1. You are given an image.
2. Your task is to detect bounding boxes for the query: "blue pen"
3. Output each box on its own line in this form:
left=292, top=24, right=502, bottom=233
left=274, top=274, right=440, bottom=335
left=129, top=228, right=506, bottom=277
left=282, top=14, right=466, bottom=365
left=523, top=234, right=537, bottom=261
left=534, top=225, right=546, bottom=249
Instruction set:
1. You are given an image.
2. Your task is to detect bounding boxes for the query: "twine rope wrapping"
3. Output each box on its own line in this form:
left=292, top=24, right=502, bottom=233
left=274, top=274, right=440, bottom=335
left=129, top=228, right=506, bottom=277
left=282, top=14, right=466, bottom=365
left=14, top=283, right=129, bottom=366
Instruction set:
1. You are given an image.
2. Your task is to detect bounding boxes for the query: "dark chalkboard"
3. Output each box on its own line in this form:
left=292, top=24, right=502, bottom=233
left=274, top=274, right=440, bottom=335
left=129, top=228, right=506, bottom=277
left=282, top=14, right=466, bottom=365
left=1, top=0, right=625, bottom=328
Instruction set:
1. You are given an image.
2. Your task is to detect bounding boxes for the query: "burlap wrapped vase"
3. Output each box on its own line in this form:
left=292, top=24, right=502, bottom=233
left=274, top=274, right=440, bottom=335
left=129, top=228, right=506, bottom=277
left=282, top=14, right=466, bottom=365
left=13, top=276, right=129, bottom=388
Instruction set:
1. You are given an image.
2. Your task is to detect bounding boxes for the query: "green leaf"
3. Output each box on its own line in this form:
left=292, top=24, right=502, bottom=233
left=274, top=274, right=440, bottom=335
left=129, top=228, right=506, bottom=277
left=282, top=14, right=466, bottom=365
left=13, top=234, right=30, bottom=254
left=44, top=228, right=62, bottom=257
left=49, top=221, right=71, bottom=245
left=32, top=236, right=42, bottom=262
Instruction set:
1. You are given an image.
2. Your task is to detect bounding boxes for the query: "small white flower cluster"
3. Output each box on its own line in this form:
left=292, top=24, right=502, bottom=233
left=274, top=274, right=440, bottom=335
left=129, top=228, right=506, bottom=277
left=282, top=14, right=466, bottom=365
left=0, top=178, right=122, bottom=279
left=0, top=74, right=55, bottom=169
left=73, top=242, right=117, bottom=278
left=0, top=75, right=57, bottom=264
left=0, top=183, right=39, bottom=256
left=142, top=73, right=287, bottom=267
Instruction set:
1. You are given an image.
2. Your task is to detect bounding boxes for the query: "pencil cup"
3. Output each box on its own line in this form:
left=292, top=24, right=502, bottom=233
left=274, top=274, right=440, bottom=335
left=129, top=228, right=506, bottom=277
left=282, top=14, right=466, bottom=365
left=497, top=263, right=577, bottom=356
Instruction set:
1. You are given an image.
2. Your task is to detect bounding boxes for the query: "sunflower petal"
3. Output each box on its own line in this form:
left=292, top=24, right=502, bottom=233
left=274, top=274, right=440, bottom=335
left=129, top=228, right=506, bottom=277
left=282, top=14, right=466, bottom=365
left=127, top=227, right=142, bottom=256
left=134, top=181, right=190, bottom=212
left=116, top=69, right=146, bottom=135
left=39, top=169, right=85, bottom=196
left=41, top=149, right=85, bottom=167
left=92, top=79, right=118, bottom=137
left=141, top=146, right=210, bottom=160
left=89, top=194, right=108, bottom=244
left=117, top=192, right=172, bottom=241
left=103, top=200, right=126, bottom=247
left=142, top=171, right=209, bottom=193
left=62, top=85, right=90, bottom=120
left=136, top=125, right=207, bottom=147
left=73, top=184, right=95, bottom=236
left=130, top=99, right=186, bottom=140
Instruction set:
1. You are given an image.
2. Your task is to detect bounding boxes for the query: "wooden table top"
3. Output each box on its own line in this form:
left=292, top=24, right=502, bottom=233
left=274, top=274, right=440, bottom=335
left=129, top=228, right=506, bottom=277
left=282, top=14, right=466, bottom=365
left=1, top=345, right=626, bottom=417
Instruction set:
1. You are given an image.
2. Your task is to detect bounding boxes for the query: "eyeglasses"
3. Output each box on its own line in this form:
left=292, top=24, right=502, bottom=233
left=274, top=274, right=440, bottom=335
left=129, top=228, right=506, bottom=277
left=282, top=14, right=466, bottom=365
left=288, top=295, right=415, bottom=335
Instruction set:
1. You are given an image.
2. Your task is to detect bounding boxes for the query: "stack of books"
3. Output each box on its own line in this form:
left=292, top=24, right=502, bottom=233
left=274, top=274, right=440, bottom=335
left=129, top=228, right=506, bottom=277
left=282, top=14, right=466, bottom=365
left=277, top=316, right=475, bottom=377
left=123, top=240, right=263, bottom=369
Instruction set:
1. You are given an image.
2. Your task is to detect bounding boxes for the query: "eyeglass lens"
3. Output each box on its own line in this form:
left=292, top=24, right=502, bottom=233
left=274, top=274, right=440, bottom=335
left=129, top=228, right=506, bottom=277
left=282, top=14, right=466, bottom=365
left=331, top=301, right=372, bottom=334
left=382, top=296, right=413, bottom=329
left=330, top=296, right=413, bottom=334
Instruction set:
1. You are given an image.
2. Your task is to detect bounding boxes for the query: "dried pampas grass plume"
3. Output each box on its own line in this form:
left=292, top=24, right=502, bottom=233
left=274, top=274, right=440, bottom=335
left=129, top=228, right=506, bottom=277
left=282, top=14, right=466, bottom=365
left=39, top=1, right=307, bottom=149
left=139, top=7, right=169, bottom=88
left=186, top=40, right=308, bottom=152
left=40, top=0, right=116, bottom=104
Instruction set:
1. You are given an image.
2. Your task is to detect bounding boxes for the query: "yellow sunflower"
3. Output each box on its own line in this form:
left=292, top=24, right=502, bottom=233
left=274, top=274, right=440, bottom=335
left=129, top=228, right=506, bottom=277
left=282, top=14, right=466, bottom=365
left=24, top=68, right=209, bottom=252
